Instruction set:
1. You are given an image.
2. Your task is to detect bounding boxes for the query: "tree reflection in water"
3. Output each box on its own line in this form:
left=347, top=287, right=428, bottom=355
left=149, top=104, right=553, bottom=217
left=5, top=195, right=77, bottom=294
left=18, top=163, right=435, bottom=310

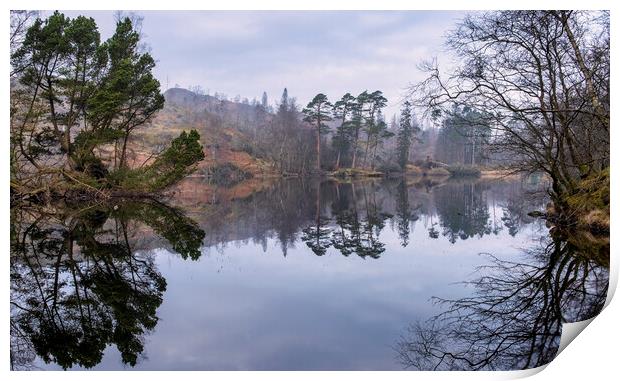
left=296, top=178, right=541, bottom=258
left=302, top=181, right=392, bottom=259
left=181, top=177, right=545, bottom=257
left=394, top=235, right=609, bottom=370
left=433, top=181, right=492, bottom=243
left=10, top=201, right=205, bottom=370
left=9, top=177, right=556, bottom=370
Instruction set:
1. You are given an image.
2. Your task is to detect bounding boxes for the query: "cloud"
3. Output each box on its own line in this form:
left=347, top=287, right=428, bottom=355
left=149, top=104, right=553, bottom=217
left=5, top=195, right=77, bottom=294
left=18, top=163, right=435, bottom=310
left=55, top=10, right=466, bottom=116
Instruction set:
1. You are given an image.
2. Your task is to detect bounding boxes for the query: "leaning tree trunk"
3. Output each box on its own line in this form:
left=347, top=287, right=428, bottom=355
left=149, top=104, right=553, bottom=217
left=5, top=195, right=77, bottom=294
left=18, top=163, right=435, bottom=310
left=119, top=134, right=130, bottom=169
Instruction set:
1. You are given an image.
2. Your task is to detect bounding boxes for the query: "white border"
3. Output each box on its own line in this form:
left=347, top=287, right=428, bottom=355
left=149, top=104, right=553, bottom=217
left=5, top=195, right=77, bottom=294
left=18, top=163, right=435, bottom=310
left=2, top=1, right=617, bottom=380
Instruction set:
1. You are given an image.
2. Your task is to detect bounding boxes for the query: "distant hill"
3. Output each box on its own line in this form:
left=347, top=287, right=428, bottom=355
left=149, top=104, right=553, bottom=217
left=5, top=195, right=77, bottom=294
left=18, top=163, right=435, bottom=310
left=163, top=87, right=269, bottom=124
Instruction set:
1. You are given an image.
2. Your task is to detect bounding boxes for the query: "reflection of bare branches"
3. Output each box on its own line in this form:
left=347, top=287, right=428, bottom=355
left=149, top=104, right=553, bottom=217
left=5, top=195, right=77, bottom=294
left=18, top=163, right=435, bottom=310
left=395, top=236, right=608, bottom=370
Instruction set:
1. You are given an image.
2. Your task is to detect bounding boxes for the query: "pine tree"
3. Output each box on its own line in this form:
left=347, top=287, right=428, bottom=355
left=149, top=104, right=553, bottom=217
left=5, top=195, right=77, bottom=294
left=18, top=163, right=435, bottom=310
left=349, top=91, right=368, bottom=169
left=332, top=93, right=356, bottom=169
left=361, top=91, right=387, bottom=168
left=370, top=110, right=394, bottom=170
left=396, top=101, right=415, bottom=170
left=261, top=91, right=269, bottom=111
left=302, top=94, right=332, bottom=173
left=10, top=12, right=203, bottom=195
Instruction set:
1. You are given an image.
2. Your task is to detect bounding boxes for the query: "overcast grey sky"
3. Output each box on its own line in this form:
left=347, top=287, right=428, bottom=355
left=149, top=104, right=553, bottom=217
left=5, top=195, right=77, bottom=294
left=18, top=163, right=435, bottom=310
left=56, top=10, right=464, bottom=118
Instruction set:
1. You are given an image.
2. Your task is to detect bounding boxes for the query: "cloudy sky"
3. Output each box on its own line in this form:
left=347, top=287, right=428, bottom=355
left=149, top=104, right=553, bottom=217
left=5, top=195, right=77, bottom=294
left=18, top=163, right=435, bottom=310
left=56, top=10, right=465, bottom=117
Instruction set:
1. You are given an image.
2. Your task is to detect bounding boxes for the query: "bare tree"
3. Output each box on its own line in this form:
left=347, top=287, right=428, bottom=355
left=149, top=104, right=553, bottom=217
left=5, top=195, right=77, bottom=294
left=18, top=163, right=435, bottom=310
left=408, top=11, right=609, bottom=208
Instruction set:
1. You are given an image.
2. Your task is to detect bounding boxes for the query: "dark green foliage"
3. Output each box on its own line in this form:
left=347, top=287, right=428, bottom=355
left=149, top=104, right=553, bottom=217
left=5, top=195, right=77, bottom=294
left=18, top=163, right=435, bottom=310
left=11, top=12, right=105, bottom=156
left=71, top=128, right=125, bottom=178
left=355, top=90, right=390, bottom=169
left=302, top=93, right=332, bottom=134
left=111, top=130, right=205, bottom=192
left=87, top=18, right=164, bottom=169
left=10, top=12, right=188, bottom=196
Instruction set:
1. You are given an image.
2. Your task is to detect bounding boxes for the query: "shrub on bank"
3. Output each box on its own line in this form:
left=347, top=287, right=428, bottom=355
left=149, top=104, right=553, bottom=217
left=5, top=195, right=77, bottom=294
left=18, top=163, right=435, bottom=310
left=377, top=161, right=402, bottom=175
left=205, top=162, right=252, bottom=186
left=427, top=167, right=451, bottom=176
left=446, top=165, right=481, bottom=177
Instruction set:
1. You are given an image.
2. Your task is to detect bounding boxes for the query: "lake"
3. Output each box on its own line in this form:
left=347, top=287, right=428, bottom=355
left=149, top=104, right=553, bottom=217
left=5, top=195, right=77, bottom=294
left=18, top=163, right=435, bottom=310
left=10, top=176, right=609, bottom=371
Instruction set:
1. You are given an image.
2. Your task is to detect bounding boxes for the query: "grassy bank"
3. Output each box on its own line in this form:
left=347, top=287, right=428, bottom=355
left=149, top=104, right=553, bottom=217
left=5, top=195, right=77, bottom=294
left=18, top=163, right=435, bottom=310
left=562, top=168, right=610, bottom=234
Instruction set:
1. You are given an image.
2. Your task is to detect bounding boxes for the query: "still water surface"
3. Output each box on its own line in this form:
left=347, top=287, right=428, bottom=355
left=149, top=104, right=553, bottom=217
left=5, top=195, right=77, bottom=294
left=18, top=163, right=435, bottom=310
left=10, top=177, right=609, bottom=370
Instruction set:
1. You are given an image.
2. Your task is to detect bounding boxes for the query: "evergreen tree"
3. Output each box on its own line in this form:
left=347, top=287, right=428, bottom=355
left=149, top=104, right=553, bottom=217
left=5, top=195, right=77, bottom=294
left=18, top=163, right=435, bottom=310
left=10, top=12, right=203, bottom=195
left=88, top=17, right=165, bottom=169
left=278, top=88, right=289, bottom=114
left=302, top=94, right=332, bottom=173
left=396, top=101, right=420, bottom=170
left=261, top=91, right=269, bottom=111
left=361, top=90, right=387, bottom=168
left=349, top=92, right=368, bottom=169
left=332, top=93, right=356, bottom=169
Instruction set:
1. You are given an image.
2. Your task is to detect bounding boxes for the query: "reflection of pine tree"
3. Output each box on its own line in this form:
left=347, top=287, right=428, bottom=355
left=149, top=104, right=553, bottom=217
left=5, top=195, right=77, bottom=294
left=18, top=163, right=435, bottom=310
left=359, top=208, right=389, bottom=259
left=331, top=211, right=360, bottom=257
left=434, top=181, right=491, bottom=243
left=326, top=183, right=391, bottom=259
left=10, top=201, right=205, bottom=370
left=394, top=180, right=420, bottom=247
left=428, top=225, right=440, bottom=239
left=113, top=201, right=205, bottom=260
left=301, top=216, right=332, bottom=256
left=329, top=209, right=388, bottom=259
left=301, top=183, right=333, bottom=256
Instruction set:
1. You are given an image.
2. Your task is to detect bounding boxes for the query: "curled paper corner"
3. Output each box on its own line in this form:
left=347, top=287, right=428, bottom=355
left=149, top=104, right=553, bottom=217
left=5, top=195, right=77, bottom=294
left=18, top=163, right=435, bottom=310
left=507, top=365, right=549, bottom=379
left=557, top=317, right=595, bottom=357
left=604, top=265, right=618, bottom=308
left=506, top=318, right=598, bottom=379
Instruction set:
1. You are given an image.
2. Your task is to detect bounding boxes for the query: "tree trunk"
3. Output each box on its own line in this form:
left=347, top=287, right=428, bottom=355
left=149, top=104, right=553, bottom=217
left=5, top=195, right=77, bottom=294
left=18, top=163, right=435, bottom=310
left=371, top=135, right=380, bottom=170
left=363, top=137, right=370, bottom=168
left=119, top=134, right=130, bottom=169
left=316, top=121, right=321, bottom=174
left=557, top=11, right=608, bottom=130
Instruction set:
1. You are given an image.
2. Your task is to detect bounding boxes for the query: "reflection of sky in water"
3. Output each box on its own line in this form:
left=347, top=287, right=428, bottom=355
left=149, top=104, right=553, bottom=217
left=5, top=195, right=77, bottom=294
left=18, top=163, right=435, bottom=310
left=38, top=206, right=543, bottom=370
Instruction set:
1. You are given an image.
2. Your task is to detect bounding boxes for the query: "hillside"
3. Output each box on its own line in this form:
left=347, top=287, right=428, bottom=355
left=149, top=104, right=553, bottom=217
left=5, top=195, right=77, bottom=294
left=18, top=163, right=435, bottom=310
left=130, top=87, right=279, bottom=181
